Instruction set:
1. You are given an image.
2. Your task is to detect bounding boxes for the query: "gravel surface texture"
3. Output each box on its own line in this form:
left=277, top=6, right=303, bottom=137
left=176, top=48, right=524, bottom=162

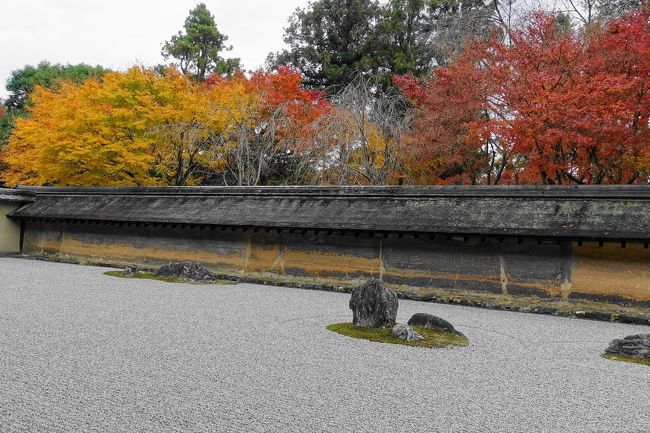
left=1, top=258, right=648, bottom=432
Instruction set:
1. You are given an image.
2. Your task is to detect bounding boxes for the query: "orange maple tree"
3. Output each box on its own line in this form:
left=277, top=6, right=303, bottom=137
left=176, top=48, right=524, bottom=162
left=202, top=67, right=330, bottom=185
left=205, top=66, right=329, bottom=140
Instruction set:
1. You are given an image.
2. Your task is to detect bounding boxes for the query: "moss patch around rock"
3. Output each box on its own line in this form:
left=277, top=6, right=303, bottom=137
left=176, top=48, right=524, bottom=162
left=103, top=270, right=235, bottom=285
left=327, top=322, right=469, bottom=349
left=601, top=353, right=650, bottom=367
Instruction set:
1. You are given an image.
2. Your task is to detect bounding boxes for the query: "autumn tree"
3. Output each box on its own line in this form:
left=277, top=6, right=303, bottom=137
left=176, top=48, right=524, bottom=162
left=148, top=68, right=329, bottom=187
left=301, top=75, right=411, bottom=185
left=0, top=61, right=107, bottom=150
left=501, top=9, right=650, bottom=184
left=247, top=67, right=331, bottom=184
left=396, top=8, right=650, bottom=184
left=1, top=68, right=198, bottom=186
left=394, top=48, right=507, bottom=185
left=162, top=3, right=240, bottom=80
left=146, top=69, right=221, bottom=186
left=0, top=65, right=330, bottom=187
left=204, top=68, right=330, bottom=185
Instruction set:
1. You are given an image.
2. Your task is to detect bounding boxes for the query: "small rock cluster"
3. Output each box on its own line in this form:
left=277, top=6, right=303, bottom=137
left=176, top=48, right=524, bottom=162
left=123, top=264, right=140, bottom=277
left=392, top=324, right=424, bottom=341
left=154, top=261, right=218, bottom=283
left=605, top=334, right=650, bottom=359
left=349, top=279, right=463, bottom=342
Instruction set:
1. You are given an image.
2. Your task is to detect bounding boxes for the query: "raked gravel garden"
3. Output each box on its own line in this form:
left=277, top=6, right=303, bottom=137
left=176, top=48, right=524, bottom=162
left=0, top=257, right=648, bottom=432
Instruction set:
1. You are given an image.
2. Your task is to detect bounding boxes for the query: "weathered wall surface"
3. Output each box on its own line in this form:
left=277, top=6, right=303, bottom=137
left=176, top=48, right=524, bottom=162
left=0, top=203, right=21, bottom=254
left=21, top=220, right=650, bottom=306
left=11, top=185, right=650, bottom=308
left=571, top=242, right=650, bottom=303
left=0, top=187, right=33, bottom=254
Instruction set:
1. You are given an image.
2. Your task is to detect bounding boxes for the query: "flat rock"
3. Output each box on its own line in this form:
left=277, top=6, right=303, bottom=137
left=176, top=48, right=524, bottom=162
left=349, top=279, right=398, bottom=328
left=154, top=261, right=217, bottom=283
left=407, top=313, right=465, bottom=338
left=605, top=334, right=650, bottom=359
left=392, top=324, right=424, bottom=341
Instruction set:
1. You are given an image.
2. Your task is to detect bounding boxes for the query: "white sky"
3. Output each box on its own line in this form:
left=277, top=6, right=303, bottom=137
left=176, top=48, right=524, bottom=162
left=0, top=0, right=311, bottom=99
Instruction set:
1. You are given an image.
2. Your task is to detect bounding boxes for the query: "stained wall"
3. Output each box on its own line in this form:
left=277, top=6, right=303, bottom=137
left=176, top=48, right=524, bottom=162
left=21, top=220, right=650, bottom=305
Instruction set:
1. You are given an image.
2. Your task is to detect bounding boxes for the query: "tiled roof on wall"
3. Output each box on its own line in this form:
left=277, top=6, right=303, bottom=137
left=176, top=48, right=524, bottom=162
left=10, top=185, right=650, bottom=241
left=0, top=188, right=35, bottom=203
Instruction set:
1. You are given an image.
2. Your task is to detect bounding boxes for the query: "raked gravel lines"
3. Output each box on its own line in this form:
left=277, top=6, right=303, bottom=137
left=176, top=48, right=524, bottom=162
left=0, top=257, right=648, bottom=432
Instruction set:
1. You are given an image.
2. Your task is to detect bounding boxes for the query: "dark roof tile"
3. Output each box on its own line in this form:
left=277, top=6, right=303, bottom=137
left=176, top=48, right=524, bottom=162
left=10, top=185, right=650, bottom=240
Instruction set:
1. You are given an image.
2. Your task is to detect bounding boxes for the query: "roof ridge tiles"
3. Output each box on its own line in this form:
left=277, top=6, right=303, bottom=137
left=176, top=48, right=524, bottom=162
left=12, top=185, right=650, bottom=200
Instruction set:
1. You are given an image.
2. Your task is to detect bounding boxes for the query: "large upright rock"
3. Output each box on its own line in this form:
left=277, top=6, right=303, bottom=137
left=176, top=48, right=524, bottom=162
left=349, top=279, right=398, bottom=328
left=605, top=334, right=650, bottom=359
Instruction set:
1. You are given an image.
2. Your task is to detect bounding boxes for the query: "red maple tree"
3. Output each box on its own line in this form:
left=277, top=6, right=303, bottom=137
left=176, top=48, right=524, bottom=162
left=396, top=8, right=650, bottom=184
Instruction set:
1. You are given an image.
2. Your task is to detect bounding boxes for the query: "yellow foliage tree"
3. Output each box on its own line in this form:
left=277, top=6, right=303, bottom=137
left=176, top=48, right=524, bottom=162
left=1, top=66, right=242, bottom=186
left=147, top=68, right=214, bottom=185
left=148, top=72, right=265, bottom=185
left=2, top=67, right=167, bottom=186
left=1, top=66, right=329, bottom=187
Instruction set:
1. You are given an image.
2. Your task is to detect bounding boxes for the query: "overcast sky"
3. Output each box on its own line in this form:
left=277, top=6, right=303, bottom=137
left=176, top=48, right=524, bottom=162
left=0, top=0, right=311, bottom=99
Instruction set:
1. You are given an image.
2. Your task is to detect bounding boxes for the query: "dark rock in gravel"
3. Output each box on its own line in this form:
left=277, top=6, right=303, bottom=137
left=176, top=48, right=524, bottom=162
left=532, top=307, right=558, bottom=315
left=605, top=334, right=650, bottom=359
left=615, top=315, right=650, bottom=326
left=407, top=313, right=465, bottom=338
left=392, top=324, right=424, bottom=341
left=123, top=264, right=140, bottom=277
left=349, top=279, right=398, bottom=328
left=585, top=311, right=611, bottom=321
left=616, top=314, right=639, bottom=324
left=555, top=311, right=576, bottom=318
left=154, top=261, right=217, bottom=283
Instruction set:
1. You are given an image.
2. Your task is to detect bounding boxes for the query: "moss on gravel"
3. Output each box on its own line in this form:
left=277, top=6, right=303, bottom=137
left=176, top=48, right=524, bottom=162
left=103, top=270, right=234, bottom=285
left=601, top=353, right=650, bottom=367
left=327, top=322, right=469, bottom=349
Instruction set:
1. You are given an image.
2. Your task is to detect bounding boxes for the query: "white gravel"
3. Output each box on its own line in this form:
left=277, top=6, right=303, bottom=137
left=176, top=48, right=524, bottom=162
left=0, top=257, right=648, bottom=432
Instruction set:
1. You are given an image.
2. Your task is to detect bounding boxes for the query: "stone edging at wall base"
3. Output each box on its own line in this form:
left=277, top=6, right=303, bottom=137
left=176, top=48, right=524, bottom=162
left=14, top=255, right=650, bottom=327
